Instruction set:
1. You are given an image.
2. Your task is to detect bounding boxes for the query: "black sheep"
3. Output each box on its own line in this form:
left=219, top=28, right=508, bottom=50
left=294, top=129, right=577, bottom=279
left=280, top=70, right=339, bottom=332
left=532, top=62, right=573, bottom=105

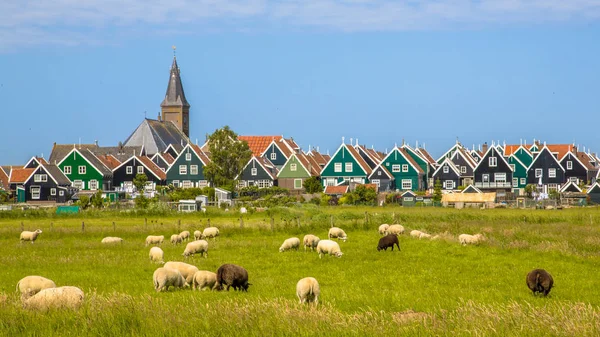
left=214, top=264, right=250, bottom=291
left=526, top=269, right=554, bottom=296
left=377, top=234, right=401, bottom=251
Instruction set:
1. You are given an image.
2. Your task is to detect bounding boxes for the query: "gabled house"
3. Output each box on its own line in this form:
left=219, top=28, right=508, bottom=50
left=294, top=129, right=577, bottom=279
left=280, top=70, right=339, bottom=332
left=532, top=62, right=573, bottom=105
left=507, top=155, right=528, bottom=195
left=261, top=138, right=293, bottom=169
left=277, top=152, right=320, bottom=192
left=8, top=168, right=34, bottom=201
left=415, top=146, right=438, bottom=187
left=560, top=181, right=582, bottom=193
left=588, top=182, right=600, bottom=204
left=0, top=167, right=10, bottom=192
left=432, top=158, right=461, bottom=190
left=22, top=164, right=74, bottom=203
left=150, top=152, right=175, bottom=172
left=526, top=145, right=565, bottom=194
left=450, top=147, right=477, bottom=187
left=238, top=135, right=284, bottom=157
left=237, top=156, right=278, bottom=189
left=504, top=144, right=534, bottom=168
left=307, top=148, right=329, bottom=170
left=436, top=141, right=464, bottom=164
left=402, top=144, right=431, bottom=189
left=324, top=185, right=348, bottom=198
left=113, top=156, right=166, bottom=192
left=165, top=144, right=211, bottom=188
left=57, top=148, right=113, bottom=190
left=164, top=143, right=182, bottom=160
left=461, top=185, right=482, bottom=194
left=368, top=163, right=394, bottom=192
left=560, top=148, right=597, bottom=185
left=320, top=142, right=372, bottom=187
left=473, top=145, right=513, bottom=191
left=24, top=157, right=48, bottom=169
left=378, top=146, right=425, bottom=191
left=354, top=143, right=382, bottom=170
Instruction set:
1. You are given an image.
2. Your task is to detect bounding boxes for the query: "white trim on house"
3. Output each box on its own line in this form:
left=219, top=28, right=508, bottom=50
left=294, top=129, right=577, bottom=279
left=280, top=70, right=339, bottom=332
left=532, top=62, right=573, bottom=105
left=319, top=143, right=369, bottom=176
left=526, top=145, right=565, bottom=171
left=276, top=153, right=311, bottom=178
left=432, top=157, right=461, bottom=177
left=473, top=145, right=513, bottom=173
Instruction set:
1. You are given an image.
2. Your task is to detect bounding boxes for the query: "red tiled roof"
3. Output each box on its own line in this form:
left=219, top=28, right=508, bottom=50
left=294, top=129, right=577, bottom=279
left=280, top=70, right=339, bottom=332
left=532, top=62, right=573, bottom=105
left=576, top=151, right=596, bottom=170
left=345, top=145, right=373, bottom=175
left=309, top=150, right=328, bottom=166
left=136, top=156, right=166, bottom=180
left=96, top=154, right=121, bottom=170
left=9, top=168, right=35, bottom=184
left=190, top=144, right=212, bottom=165
left=399, top=148, right=424, bottom=174
left=161, top=152, right=175, bottom=165
left=504, top=144, right=532, bottom=156
left=324, top=185, right=349, bottom=195
left=239, top=136, right=283, bottom=157
left=36, top=157, right=49, bottom=165
left=274, top=139, right=293, bottom=158
left=546, top=144, right=573, bottom=160
left=296, top=152, right=320, bottom=176
left=416, top=148, right=436, bottom=164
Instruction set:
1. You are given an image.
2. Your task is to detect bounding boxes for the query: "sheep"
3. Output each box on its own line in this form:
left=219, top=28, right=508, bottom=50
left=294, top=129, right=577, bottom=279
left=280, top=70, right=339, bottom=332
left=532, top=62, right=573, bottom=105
left=194, top=230, right=202, bottom=240
left=378, top=224, right=390, bottom=236
left=182, top=240, right=209, bottom=258
left=214, top=264, right=250, bottom=292
left=101, top=237, right=124, bottom=244
left=387, top=224, right=405, bottom=235
left=526, top=269, right=554, bottom=296
left=303, top=235, right=320, bottom=252
left=164, top=261, right=199, bottom=286
left=192, top=270, right=217, bottom=291
left=316, top=240, right=343, bottom=259
left=16, top=276, right=56, bottom=299
left=179, top=231, right=190, bottom=242
left=23, top=286, right=84, bottom=310
left=420, top=233, right=432, bottom=239
left=145, top=235, right=164, bottom=246
left=20, top=229, right=42, bottom=244
left=153, top=267, right=186, bottom=292
left=328, top=227, right=347, bottom=242
left=410, top=230, right=423, bottom=238
left=170, top=234, right=183, bottom=245
left=201, top=227, right=220, bottom=240
left=296, top=277, right=320, bottom=304
left=279, top=237, right=301, bottom=252
left=377, top=234, right=401, bottom=251
left=458, top=233, right=485, bottom=246
left=149, top=246, right=164, bottom=264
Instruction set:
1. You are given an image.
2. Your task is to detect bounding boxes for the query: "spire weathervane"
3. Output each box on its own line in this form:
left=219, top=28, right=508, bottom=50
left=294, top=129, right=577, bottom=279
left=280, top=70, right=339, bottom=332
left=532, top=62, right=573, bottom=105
left=172, top=45, right=176, bottom=57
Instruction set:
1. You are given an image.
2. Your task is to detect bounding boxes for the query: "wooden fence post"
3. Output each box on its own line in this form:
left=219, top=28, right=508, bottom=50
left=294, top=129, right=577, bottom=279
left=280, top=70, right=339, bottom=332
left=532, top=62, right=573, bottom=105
left=145, top=218, right=147, bottom=230
left=178, top=219, right=181, bottom=232
left=270, top=217, right=275, bottom=232
left=330, top=215, right=334, bottom=228
left=113, top=221, right=116, bottom=232
left=81, top=221, right=85, bottom=233
left=240, top=217, right=244, bottom=229
left=20, top=222, right=24, bottom=232
left=50, top=222, right=53, bottom=232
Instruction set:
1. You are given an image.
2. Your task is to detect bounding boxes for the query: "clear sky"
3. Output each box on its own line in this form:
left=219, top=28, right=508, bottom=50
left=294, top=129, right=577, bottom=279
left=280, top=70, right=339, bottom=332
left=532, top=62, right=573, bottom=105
left=1, top=1, right=599, bottom=164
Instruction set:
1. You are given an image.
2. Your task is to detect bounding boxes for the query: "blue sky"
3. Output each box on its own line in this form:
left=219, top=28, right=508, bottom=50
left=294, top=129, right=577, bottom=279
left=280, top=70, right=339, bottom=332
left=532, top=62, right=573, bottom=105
left=1, top=1, right=600, bottom=164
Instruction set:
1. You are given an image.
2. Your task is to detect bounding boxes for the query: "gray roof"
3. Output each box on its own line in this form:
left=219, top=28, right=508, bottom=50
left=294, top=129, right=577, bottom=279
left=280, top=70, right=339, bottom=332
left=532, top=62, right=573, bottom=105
left=123, top=119, right=189, bottom=155
left=49, top=144, right=97, bottom=165
left=49, top=144, right=142, bottom=165
left=44, top=165, right=72, bottom=186
left=80, top=150, right=112, bottom=177
left=90, top=146, right=143, bottom=163
left=160, top=57, right=189, bottom=108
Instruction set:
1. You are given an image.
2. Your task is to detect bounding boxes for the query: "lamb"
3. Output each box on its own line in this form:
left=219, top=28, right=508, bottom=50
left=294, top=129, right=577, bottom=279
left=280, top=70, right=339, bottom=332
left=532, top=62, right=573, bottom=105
left=378, top=224, right=390, bottom=236
left=192, top=270, right=217, bottom=291
left=387, top=224, right=405, bottom=235
left=194, top=230, right=202, bottom=240
left=149, top=246, right=164, bottom=264
left=214, top=264, right=250, bottom=291
left=328, top=227, right=347, bottom=242
left=16, top=276, right=56, bottom=299
left=458, top=233, right=485, bottom=246
left=179, top=231, right=190, bottom=242
left=164, top=261, right=199, bottom=286
left=20, top=229, right=42, bottom=244
left=410, top=230, right=423, bottom=238
left=182, top=240, right=209, bottom=258
left=170, top=234, right=183, bottom=245
left=316, top=239, right=343, bottom=258
left=145, top=235, right=164, bottom=246
left=303, top=235, right=320, bottom=252
left=101, top=237, right=124, bottom=244
left=279, top=237, right=301, bottom=252
left=23, top=286, right=84, bottom=310
left=377, top=234, right=401, bottom=251
left=153, top=267, right=186, bottom=292
left=526, top=269, right=554, bottom=296
left=296, top=277, right=320, bottom=304
left=201, top=227, right=220, bottom=240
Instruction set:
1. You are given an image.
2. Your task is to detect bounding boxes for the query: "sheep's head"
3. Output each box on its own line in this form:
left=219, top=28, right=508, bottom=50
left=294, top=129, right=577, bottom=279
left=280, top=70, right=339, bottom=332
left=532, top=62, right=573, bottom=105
left=35, top=229, right=42, bottom=234
left=279, top=247, right=285, bottom=253
left=475, top=234, right=485, bottom=241
left=335, top=252, right=343, bottom=258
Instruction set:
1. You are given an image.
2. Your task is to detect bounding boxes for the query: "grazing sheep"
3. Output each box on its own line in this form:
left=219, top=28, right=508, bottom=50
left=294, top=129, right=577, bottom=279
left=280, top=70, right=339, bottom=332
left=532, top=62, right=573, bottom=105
left=170, top=234, right=183, bottom=245
left=201, top=227, right=220, bottom=240
left=145, top=235, right=164, bottom=246
left=420, top=233, right=432, bottom=239
left=328, top=227, right=347, bottom=242
left=378, top=224, right=390, bottom=236
left=23, top=286, right=84, bottom=310
left=316, top=240, right=343, bottom=259
left=164, top=261, right=199, bottom=286
left=303, top=235, right=320, bottom=252
left=458, top=233, right=485, bottom=246
left=179, top=231, right=190, bottom=242
left=192, top=270, right=217, bottom=291
left=214, top=264, right=250, bottom=292
left=194, top=230, right=202, bottom=240
left=182, top=240, right=209, bottom=258
left=526, top=269, right=554, bottom=296
left=20, top=229, right=42, bottom=244
left=101, top=237, right=124, bottom=244
left=16, top=276, right=56, bottom=299
left=431, top=235, right=441, bottom=240
left=279, top=237, right=301, bottom=252
left=377, top=234, right=401, bottom=251
left=153, top=267, right=186, bottom=292
left=296, top=277, right=320, bottom=304
left=410, top=230, right=423, bottom=238
left=387, top=224, right=405, bottom=235
left=149, top=247, right=164, bottom=264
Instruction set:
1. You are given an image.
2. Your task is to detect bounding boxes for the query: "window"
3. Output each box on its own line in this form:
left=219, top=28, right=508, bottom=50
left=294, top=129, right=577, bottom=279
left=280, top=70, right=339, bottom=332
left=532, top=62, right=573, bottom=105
left=402, top=164, right=409, bottom=172
left=512, top=178, right=518, bottom=187
left=443, top=165, right=449, bottom=173
left=570, top=177, right=578, bottom=183
left=345, top=163, right=353, bottom=172
left=73, top=180, right=84, bottom=189
left=377, top=171, right=381, bottom=176
left=371, top=179, right=380, bottom=187
left=59, top=190, right=64, bottom=196
left=520, top=178, right=526, bottom=185
left=548, top=183, right=558, bottom=192
left=78, top=166, right=86, bottom=174
left=290, top=163, right=297, bottom=172
left=257, top=180, right=271, bottom=188
left=482, top=174, right=489, bottom=183
left=444, top=180, right=454, bottom=190
left=548, top=168, right=556, bottom=178
left=460, top=166, right=467, bottom=174
left=198, top=180, right=208, bottom=188
left=89, top=180, right=98, bottom=190
left=535, top=169, right=542, bottom=178
left=270, top=153, right=277, bottom=160
left=185, top=153, right=192, bottom=161
left=489, top=157, right=497, bottom=167
left=334, top=163, right=342, bottom=173
left=294, top=179, right=302, bottom=189
left=172, top=180, right=180, bottom=188
left=392, top=164, right=400, bottom=173
left=126, top=166, right=133, bottom=174
left=182, top=181, right=193, bottom=188
left=251, top=168, right=257, bottom=176
left=385, top=162, right=390, bottom=166
left=31, top=187, right=41, bottom=199
left=50, top=188, right=56, bottom=196
left=401, top=179, right=412, bottom=190
left=179, top=165, right=187, bottom=175
left=64, top=166, right=71, bottom=175
left=325, top=178, right=335, bottom=186
left=494, top=173, right=506, bottom=183
left=567, top=161, right=573, bottom=170
left=34, top=174, right=47, bottom=182
left=145, top=182, right=154, bottom=191
left=137, top=166, right=144, bottom=174
left=190, top=165, right=198, bottom=175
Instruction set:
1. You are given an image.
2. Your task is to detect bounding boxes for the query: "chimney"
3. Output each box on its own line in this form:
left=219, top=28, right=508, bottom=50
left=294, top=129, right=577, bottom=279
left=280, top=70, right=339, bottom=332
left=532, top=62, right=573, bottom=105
left=573, top=145, right=577, bottom=153
left=482, top=142, right=488, bottom=153
left=94, top=140, right=98, bottom=146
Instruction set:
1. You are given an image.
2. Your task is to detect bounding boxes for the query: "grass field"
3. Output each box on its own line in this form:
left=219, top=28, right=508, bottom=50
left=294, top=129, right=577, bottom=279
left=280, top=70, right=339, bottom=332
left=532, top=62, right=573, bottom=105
left=1, top=206, right=600, bottom=336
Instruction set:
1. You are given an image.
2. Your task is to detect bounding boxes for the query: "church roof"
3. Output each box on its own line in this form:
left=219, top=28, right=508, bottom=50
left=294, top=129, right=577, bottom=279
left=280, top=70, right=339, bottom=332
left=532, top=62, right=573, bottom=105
left=160, top=57, right=189, bottom=108
left=123, top=119, right=190, bottom=156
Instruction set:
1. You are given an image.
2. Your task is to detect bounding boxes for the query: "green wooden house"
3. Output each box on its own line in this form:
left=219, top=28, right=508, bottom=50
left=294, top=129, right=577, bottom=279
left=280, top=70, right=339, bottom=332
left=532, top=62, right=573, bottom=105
left=507, top=155, right=528, bottom=195
left=320, top=142, right=372, bottom=187
left=57, top=148, right=113, bottom=190
left=277, top=152, right=320, bottom=191
left=401, top=145, right=430, bottom=189
left=510, top=145, right=534, bottom=168
left=378, top=146, right=425, bottom=191
left=166, top=144, right=211, bottom=188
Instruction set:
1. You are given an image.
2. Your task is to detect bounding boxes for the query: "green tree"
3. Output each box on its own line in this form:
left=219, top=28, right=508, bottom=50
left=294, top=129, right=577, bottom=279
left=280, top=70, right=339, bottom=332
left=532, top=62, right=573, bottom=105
left=133, top=173, right=148, bottom=192
left=433, top=179, right=442, bottom=203
left=303, top=176, right=323, bottom=194
left=524, top=184, right=536, bottom=199
left=135, top=195, right=150, bottom=209
left=203, top=126, right=252, bottom=191
left=90, top=190, right=104, bottom=208
left=76, top=195, right=90, bottom=209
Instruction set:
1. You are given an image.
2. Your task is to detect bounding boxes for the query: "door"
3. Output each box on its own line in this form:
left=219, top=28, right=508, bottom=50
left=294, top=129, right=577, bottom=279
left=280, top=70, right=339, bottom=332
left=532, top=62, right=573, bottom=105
left=17, top=186, right=25, bottom=203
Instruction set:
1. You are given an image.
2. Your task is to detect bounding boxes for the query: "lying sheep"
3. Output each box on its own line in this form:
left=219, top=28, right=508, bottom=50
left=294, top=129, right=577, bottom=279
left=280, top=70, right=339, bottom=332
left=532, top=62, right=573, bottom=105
left=179, top=231, right=190, bottom=242
left=316, top=240, right=343, bottom=258
left=192, top=270, right=217, bottom=291
left=149, top=246, right=164, bottom=264
left=279, top=237, right=301, bottom=252
left=153, top=267, right=186, bottom=292
left=170, top=234, right=183, bottom=245
left=183, top=240, right=209, bottom=258
left=526, top=269, right=554, bottom=296
left=420, top=233, right=432, bottom=239
left=378, top=224, right=390, bottom=236
left=101, top=237, right=124, bottom=244
left=20, top=229, right=42, bottom=244
left=377, top=234, right=400, bottom=251
left=194, top=230, right=202, bottom=240
left=410, top=230, right=423, bottom=238
left=145, top=235, right=164, bottom=246
left=303, top=235, right=320, bottom=252
left=16, top=276, right=56, bottom=299
left=458, top=233, right=485, bottom=246
left=387, top=224, right=405, bottom=235
left=201, top=227, right=220, bottom=240
left=296, top=277, right=320, bottom=304
left=328, top=227, right=347, bottom=242
left=164, top=261, right=199, bottom=286
left=23, top=286, right=84, bottom=310
left=214, top=264, right=250, bottom=292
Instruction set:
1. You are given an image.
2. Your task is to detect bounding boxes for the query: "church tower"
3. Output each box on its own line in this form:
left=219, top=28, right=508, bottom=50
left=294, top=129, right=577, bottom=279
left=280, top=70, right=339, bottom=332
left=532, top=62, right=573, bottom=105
left=160, top=54, right=190, bottom=137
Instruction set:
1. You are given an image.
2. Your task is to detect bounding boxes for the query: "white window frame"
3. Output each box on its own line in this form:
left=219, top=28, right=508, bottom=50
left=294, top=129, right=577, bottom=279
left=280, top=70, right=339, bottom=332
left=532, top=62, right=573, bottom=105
left=50, top=188, right=56, bottom=196
left=73, top=180, right=84, bottom=189
left=290, top=163, right=297, bottom=172
left=345, top=162, right=353, bottom=172
left=482, top=174, right=489, bottom=183
left=548, top=168, right=556, bottom=178
left=444, top=180, right=454, bottom=190
left=494, top=173, right=506, bottom=183
left=34, top=174, right=47, bottom=182
left=172, top=180, right=180, bottom=188
left=443, top=165, right=449, bottom=173
left=567, top=161, right=573, bottom=170
left=270, top=153, right=277, bottom=160
left=137, top=166, right=144, bottom=174
left=198, top=180, right=208, bottom=188
left=89, top=180, right=98, bottom=190
left=570, top=177, right=578, bottom=183
left=334, top=163, right=342, bottom=173
left=190, top=165, right=198, bottom=175
left=64, top=166, right=71, bottom=175
left=401, top=164, right=409, bottom=173
left=59, top=190, right=64, bottom=196
left=377, top=171, right=382, bottom=176
left=31, top=186, right=41, bottom=199
left=401, top=179, right=412, bottom=190
left=78, top=166, right=86, bottom=174
left=460, top=166, right=467, bottom=174
left=145, top=181, right=154, bottom=191
left=392, top=164, right=400, bottom=173
left=371, top=179, right=380, bottom=187
left=179, top=165, right=187, bottom=175
left=548, top=183, right=558, bottom=191
left=257, top=180, right=271, bottom=188
left=489, top=157, right=497, bottom=167
left=535, top=169, right=542, bottom=178
left=294, top=178, right=302, bottom=189
left=520, top=178, right=526, bottom=185
left=251, top=168, right=257, bottom=176
left=182, top=180, right=193, bottom=189
left=185, top=153, right=192, bottom=161
left=126, top=166, right=133, bottom=175
left=512, top=178, right=518, bottom=187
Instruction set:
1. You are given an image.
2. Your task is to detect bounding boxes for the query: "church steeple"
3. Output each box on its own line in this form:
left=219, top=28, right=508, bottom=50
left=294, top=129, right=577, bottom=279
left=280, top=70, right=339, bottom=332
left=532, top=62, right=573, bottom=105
left=160, top=48, right=190, bottom=137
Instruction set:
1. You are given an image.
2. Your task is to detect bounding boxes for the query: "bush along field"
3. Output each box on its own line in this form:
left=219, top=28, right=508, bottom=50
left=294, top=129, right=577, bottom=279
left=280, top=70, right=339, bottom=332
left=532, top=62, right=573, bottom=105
left=1, top=206, right=600, bottom=336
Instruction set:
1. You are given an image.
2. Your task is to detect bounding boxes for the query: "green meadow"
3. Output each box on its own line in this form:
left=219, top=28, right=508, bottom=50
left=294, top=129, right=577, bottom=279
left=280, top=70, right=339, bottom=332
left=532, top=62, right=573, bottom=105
left=0, top=206, right=599, bottom=336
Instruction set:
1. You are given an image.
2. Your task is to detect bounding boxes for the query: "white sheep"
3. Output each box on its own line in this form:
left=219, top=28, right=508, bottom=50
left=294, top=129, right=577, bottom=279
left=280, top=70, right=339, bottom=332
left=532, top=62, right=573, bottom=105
left=179, top=231, right=190, bottom=242
left=101, top=237, right=124, bottom=244
left=149, top=246, right=164, bottom=264
left=170, top=234, right=183, bottom=245
left=16, top=276, right=56, bottom=299
left=20, top=229, right=42, bottom=244
left=201, top=227, right=220, bottom=240
left=279, top=237, right=301, bottom=252
left=410, top=230, right=423, bottom=238
left=22, top=286, right=84, bottom=310
left=153, top=267, right=186, bottom=292
left=145, top=235, right=164, bottom=246
left=240, top=207, right=247, bottom=214
left=387, top=224, right=405, bottom=235
left=420, top=233, right=432, bottom=239
left=316, top=239, right=343, bottom=259
left=459, top=233, right=485, bottom=246
left=328, top=227, right=347, bottom=242
left=194, top=230, right=202, bottom=240
left=182, top=240, right=209, bottom=258
left=192, top=270, right=217, bottom=291
left=164, top=261, right=199, bottom=286
left=303, top=235, right=320, bottom=252
left=296, top=277, right=320, bottom=304
left=378, top=224, right=390, bottom=236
